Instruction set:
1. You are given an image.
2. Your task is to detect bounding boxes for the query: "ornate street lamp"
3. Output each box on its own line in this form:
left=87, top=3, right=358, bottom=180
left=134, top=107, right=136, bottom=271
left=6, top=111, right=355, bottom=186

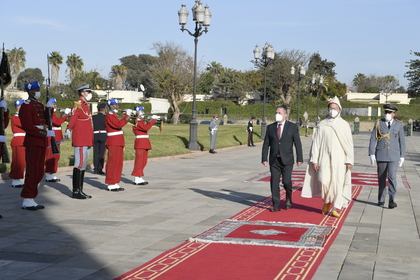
left=104, top=83, right=114, bottom=100
left=253, top=42, right=275, bottom=139
left=291, top=64, right=306, bottom=125
left=312, top=75, right=324, bottom=121
left=178, top=1, right=211, bottom=151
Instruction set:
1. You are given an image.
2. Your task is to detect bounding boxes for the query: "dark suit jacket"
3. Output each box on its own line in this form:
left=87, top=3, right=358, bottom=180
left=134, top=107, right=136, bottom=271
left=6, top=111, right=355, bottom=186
left=262, top=121, right=303, bottom=166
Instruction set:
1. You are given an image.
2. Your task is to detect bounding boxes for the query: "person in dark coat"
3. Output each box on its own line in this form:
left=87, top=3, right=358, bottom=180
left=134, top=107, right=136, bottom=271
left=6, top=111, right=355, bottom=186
left=92, top=103, right=107, bottom=175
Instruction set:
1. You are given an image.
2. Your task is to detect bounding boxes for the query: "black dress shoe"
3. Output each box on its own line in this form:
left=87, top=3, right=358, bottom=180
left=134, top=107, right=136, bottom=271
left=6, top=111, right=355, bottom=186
left=252, top=145, right=256, bottom=147
left=12, top=184, right=24, bottom=188
left=22, top=206, right=38, bottom=211
left=270, top=207, right=280, bottom=212
left=286, top=201, right=292, bottom=209
left=36, top=204, right=45, bottom=209
left=98, top=171, right=105, bottom=175
left=389, top=202, right=397, bottom=209
left=134, top=182, right=148, bottom=185
left=377, top=202, right=384, bottom=206
left=46, top=179, right=61, bottom=182
left=107, top=188, right=125, bottom=192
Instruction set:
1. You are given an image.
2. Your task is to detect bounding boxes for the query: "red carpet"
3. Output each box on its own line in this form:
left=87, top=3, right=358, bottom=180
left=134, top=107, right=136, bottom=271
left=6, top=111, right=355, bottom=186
left=115, top=183, right=362, bottom=280
left=244, top=170, right=411, bottom=189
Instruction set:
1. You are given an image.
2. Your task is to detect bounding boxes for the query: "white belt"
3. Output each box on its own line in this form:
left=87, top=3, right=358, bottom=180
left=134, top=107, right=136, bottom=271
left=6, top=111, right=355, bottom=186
left=107, top=131, right=123, bottom=136
left=52, top=127, right=62, bottom=130
left=13, top=133, right=26, bottom=137
left=94, top=130, right=107, bottom=134
left=136, top=135, right=149, bottom=139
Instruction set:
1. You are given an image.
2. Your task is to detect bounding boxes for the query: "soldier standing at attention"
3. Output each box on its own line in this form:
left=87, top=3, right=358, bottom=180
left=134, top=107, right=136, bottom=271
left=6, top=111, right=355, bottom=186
left=68, top=85, right=94, bottom=199
left=105, top=99, right=132, bottom=191
left=9, top=100, right=25, bottom=188
left=19, top=81, right=55, bottom=210
left=92, top=103, right=107, bottom=175
left=247, top=116, right=256, bottom=147
left=44, top=98, right=71, bottom=182
left=209, top=114, right=218, bottom=154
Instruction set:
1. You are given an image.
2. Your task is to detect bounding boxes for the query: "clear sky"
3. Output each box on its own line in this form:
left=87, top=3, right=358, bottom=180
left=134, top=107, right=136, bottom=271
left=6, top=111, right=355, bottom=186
left=2, top=0, right=419, bottom=89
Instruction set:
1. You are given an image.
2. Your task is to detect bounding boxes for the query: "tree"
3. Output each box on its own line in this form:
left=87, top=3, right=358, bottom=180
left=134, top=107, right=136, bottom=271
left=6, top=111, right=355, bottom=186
left=120, top=54, right=157, bottom=96
left=151, top=41, right=194, bottom=124
left=352, top=73, right=399, bottom=93
left=110, top=65, right=127, bottom=90
left=6, top=47, right=26, bottom=89
left=17, top=68, right=44, bottom=91
left=66, top=53, right=83, bottom=81
left=65, top=71, right=108, bottom=100
left=49, top=51, right=63, bottom=87
left=404, top=50, right=420, bottom=96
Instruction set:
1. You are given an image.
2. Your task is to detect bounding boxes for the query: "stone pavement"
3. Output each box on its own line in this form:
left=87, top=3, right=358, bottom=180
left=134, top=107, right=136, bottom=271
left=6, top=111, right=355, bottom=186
left=0, top=131, right=419, bottom=279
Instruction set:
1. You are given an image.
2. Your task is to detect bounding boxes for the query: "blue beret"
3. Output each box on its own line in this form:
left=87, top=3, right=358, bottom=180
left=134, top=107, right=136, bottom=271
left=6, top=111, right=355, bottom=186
left=14, top=100, right=24, bottom=106
left=25, top=82, right=40, bottom=91
left=107, top=99, right=119, bottom=106
left=77, top=84, right=91, bottom=91
left=50, top=98, right=57, bottom=103
left=134, top=106, right=144, bottom=112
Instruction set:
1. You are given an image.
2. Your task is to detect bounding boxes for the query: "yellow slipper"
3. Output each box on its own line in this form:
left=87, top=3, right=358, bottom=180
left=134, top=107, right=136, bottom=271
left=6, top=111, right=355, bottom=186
left=321, top=203, right=331, bottom=214
left=331, top=210, right=340, bottom=217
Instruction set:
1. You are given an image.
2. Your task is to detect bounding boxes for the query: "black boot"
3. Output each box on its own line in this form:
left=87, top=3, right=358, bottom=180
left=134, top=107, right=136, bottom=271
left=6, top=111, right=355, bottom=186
left=285, top=188, right=292, bottom=209
left=72, top=168, right=88, bottom=199
left=80, top=170, right=92, bottom=199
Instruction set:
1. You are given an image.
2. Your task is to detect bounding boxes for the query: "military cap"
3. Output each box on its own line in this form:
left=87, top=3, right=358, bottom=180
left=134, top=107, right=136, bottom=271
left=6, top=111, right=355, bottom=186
left=134, top=106, right=144, bottom=112
left=24, top=81, right=40, bottom=91
left=383, top=104, right=398, bottom=113
left=251, top=116, right=256, bottom=119
left=50, top=98, right=57, bottom=103
left=77, top=84, right=91, bottom=92
left=107, top=99, right=119, bottom=106
left=97, top=103, right=106, bottom=109
left=14, top=100, right=24, bottom=106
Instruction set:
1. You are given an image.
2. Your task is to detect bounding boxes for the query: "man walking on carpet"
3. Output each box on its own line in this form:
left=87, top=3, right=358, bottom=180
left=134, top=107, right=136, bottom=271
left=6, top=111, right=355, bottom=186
left=368, top=104, right=405, bottom=209
left=302, top=96, right=354, bottom=217
left=262, top=106, right=303, bottom=212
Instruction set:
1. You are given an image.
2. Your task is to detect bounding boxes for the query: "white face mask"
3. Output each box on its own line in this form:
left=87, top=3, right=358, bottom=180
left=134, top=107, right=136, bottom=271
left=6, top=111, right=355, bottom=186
left=329, top=109, right=339, bottom=118
left=275, top=114, right=283, bottom=122
left=385, top=113, right=393, bottom=121
left=34, top=91, right=41, bottom=100
left=112, top=109, right=118, bottom=113
left=85, top=93, right=92, bottom=101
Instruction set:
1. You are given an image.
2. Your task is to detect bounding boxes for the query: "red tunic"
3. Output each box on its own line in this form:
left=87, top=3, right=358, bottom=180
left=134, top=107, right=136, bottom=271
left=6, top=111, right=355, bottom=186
left=105, top=112, right=130, bottom=147
left=133, top=119, right=156, bottom=150
left=9, top=113, right=26, bottom=180
left=45, top=112, right=69, bottom=174
left=19, top=99, right=48, bottom=147
left=51, top=112, right=68, bottom=142
left=10, top=113, right=24, bottom=147
left=68, top=99, right=93, bottom=147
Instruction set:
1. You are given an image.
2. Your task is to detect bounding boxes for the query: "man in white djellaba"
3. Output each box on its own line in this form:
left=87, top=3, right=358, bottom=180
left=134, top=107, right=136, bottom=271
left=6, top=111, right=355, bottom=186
left=301, top=96, right=354, bottom=217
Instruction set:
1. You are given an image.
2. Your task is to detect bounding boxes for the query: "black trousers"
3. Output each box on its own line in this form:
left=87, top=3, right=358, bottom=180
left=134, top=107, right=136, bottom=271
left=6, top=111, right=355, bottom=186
left=93, top=139, right=106, bottom=172
left=269, top=157, right=293, bottom=208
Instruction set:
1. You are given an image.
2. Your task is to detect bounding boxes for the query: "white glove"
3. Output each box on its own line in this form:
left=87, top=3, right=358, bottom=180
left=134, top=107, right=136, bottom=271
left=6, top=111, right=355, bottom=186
left=64, top=108, right=71, bottom=115
left=126, top=109, right=133, bottom=115
left=46, top=100, right=53, bottom=108
left=399, top=157, right=404, bottom=167
left=0, top=100, right=7, bottom=111
left=249, top=127, right=253, bottom=132
left=64, top=129, right=71, bottom=139
left=151, top=115, right=159, bottom=119
left=369, top=155, right=376, bottom=165
left=0, top=135, right=6, bottom=143
left=47, top=130, right=55, bottom=137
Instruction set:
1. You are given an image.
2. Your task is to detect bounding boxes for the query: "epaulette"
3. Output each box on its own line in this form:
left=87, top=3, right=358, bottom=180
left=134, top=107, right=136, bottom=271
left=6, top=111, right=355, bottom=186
left=73, top=100, right=82, bottom=110
left=24, top=100, right=31, bottom=104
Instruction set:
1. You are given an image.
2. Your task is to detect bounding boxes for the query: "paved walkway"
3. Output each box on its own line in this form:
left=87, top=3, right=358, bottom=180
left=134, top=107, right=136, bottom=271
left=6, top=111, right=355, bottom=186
left=0, top=131, right=419, bottom=279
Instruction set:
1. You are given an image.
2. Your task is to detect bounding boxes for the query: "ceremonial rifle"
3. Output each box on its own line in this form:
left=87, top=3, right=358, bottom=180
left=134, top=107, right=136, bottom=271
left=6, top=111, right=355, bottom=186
left=0, top=44, right=11, bottom=163
left=46, top=54, right=60, bottom=154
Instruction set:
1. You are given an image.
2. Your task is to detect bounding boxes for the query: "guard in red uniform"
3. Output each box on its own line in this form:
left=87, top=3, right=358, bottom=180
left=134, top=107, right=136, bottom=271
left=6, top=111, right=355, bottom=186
left=131, top=106, right=157, bottom=185
left=9, top=100, right=25, bottom=188
left=68, top=85, right=94, bottom=199
left=19, top=81, right=55, bottom=210
left=44, top=98, right=71, bottom=182
left=105, top=99, right=132, bottom=191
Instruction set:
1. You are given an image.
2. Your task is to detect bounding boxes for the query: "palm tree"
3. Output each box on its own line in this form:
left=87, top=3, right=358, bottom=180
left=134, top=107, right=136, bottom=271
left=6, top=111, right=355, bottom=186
left=110, top=65, right=127, bottom=90
left=206, top=61, right=223, bottom=83
left=66, top=54, right=83, bottom=81
left=49, top=51, right=63, bottom=87
left=7, top=47, right=26, bottom=89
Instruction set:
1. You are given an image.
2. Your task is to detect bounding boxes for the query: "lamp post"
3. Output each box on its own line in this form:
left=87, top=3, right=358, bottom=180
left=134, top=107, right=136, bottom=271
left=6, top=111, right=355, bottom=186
left=104, top=83, right=114, bottom=101
left=253, top=43, right=275, bottom=139
left=291, top=64, right=306, bottom=125
left=178, top=1, right=211, bottom=151
left=312, top=75, right=324, bottom=121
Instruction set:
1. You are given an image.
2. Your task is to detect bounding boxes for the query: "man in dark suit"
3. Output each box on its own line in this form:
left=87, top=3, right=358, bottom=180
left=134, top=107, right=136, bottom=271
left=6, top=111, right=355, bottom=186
left=262, top=106, right=303, bottom=212
left=92, top=103, right=107, bottom=174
